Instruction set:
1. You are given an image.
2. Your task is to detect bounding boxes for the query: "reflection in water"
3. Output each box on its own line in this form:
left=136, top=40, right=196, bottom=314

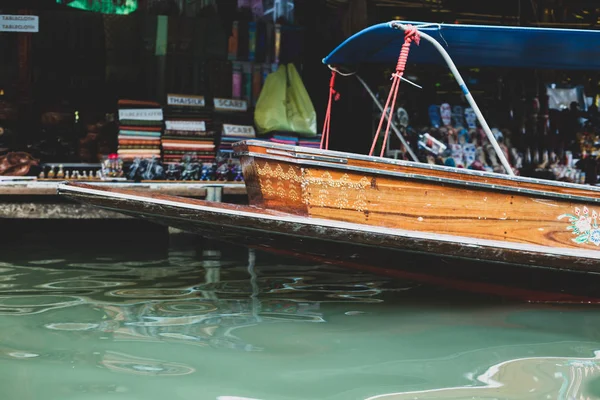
left=367, top=352, right=600, bottom=400
left=0, top=246, right=385, bottom=359
left=0, top=244, right=599, bottom=399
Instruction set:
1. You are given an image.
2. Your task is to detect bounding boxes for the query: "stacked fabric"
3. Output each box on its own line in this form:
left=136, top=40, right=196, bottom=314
left=117, top=99, right=163, bottom=161
left=298, top=135, right=322, bottom=149
left=219, top=123, right=256, bottom=153
left=269, top=134, right=297, bottom=146
left=212, top=98, right=254, bottom=156
left=162, top=94, right=215, bottom=164
left=264, top=133, right=322, bottom=149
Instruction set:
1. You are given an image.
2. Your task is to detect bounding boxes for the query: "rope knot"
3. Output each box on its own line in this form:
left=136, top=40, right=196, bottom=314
left=394, top=25, right=420, bottom=75
left=404, top=25, right=420, bottom=46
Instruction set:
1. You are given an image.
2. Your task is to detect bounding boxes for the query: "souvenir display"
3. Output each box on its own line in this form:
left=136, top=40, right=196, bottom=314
left=116, top=99, right=163, bottom=162
left=418, top=133, right=446, bottom=155
left=126, top=156, right=165, bottom=182
left=464, top=107, right=477, bottom=129
left=214, top=97, right=255, bottom=164
left=0, top=10, right=311, bottom=186
left=396, top=107, right=409, bottom=128
left=440, top=103, right=452, bottom=126
left=452, top=105, right=465, bottom=127
left=428, top=104, right=441, bottom=128
left=162, top=93, right=216, bottom=165
left=101, top=154, right=124, bottom=179
left=392, top=97, right=593, bottom=183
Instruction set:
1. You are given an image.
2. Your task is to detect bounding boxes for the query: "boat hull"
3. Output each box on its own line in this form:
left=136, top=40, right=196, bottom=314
left=58, top=183, right=600, bottom=303
left=235, top=140, right=600, bottom=257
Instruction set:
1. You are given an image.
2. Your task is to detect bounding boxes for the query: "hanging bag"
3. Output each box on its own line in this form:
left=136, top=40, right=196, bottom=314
left=285, top=63, right=317, bottom=137
left=254, top=64, right=291, bottom=134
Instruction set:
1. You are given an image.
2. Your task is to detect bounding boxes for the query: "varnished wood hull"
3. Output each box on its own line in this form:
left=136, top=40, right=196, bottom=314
left=57, top=182, right=600, bottom=303
left=235, top=140, right=600, bottom=261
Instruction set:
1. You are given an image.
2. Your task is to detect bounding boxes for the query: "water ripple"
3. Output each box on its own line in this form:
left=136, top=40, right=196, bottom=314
left=0, top=295, right=84, bottom=315
left=107, top=288, right=195, bottom=298
left=99, top=351, right=196, bottom=376
left=37, top=280, right=129, bottom=290
left=45, top=323, right=101, bottom=331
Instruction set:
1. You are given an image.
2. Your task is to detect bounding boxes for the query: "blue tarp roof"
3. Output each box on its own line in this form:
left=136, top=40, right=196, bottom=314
left=322, top=21, right=600, bottom=70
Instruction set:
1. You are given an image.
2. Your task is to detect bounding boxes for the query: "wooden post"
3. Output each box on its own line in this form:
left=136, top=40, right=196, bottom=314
left=205, top=186, right=223, bottom=202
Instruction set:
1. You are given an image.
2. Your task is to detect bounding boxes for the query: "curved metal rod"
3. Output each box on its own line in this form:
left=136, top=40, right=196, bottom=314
left=355, top=75, right=420, bottom=162
left=391, top=22, right=515, bottom=176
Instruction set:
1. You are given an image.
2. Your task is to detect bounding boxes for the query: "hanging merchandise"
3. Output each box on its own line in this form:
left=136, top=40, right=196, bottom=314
left=254, top=64, right=291, bottom=134
left=251, top=0, right=264, bottom=18
left=254, top=63, right=316, bottom=136
left=232, top=62, right=242, bottom=98
left=452, top=105, right=465, bottom=127
left=428, top=105, right=441, bottom=128
left=263, top=0, right=294, bottom=23
left=248, top=22, right=257, bottom=61
left=228, top=21, right=238, bottom=61
left=396, top=107, right=409, bottom=128
left=285, top=63, right=317, bottom=137
left=274, top=24, right=281, bottom=64
left=440, top=103, right=452, bottom=126
left=464, top=107, right=477, bottom=129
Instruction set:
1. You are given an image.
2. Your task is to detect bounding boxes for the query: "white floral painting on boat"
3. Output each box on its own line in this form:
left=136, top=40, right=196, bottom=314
left=558, top=206, right=600, bottom=246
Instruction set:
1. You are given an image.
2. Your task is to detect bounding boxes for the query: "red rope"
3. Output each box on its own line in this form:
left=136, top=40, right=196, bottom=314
left=320, top=71, right=340, bottom=150
left=369, top=25, right=420, bottom=157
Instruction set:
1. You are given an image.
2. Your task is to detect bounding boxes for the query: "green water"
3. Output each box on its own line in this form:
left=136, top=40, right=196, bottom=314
left=1, top=243, right=600, bottom=400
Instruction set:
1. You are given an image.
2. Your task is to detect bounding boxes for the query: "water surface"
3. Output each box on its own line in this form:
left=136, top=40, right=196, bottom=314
left=1, top=243, right=600, bottom=399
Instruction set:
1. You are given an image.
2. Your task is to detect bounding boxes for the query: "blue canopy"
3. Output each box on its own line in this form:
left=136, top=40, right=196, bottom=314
left=322, top=21, right=600, bottom=70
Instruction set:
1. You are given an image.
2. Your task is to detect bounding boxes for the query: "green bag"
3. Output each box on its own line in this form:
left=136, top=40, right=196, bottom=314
left=254, top=65, right=291, bottom=134
left=254, top=63, right=317, bottom=137
left=285, top=63, right=317, bottom=137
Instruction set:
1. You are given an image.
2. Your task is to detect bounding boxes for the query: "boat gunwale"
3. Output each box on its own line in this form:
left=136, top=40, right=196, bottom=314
left=235, top=140, right=600, bottom=200
left=57, top=182, right=600, bottom=263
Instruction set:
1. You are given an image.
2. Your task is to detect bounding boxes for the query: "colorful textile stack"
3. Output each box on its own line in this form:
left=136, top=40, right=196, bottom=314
left=117, top=99, right=163, bottom=161
left=212, top=97, right=255, bottom=156
left=161, top=94, right=215, bottom=164
left=264, top=133, right=322, bottom=149
left=219, top=123, right=256, bottom=153
left=298, top=135, right=322, bottom=149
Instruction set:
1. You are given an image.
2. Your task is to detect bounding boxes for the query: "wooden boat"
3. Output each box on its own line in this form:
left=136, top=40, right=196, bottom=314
left=58, top=182, right=600, bottom=303
left=58, top=21, right=600, bottom=301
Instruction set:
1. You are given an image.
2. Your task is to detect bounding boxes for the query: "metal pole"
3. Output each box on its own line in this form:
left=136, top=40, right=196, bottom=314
left=355, top=75, right=420, bottom=162
left=391, top=22, right=514, bottom=176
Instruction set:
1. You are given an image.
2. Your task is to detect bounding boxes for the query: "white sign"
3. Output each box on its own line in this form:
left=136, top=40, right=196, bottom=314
left=0, top=15, right=39, bottom=33
left=167, top=94, right=205, bottom=107
left=223, top=124, right=255, bottom=138
left=165, top=120, right=206, bottom=131
left=214, top=98, right=247, bottom=112
left=119, top=108, right=163, bottom=121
